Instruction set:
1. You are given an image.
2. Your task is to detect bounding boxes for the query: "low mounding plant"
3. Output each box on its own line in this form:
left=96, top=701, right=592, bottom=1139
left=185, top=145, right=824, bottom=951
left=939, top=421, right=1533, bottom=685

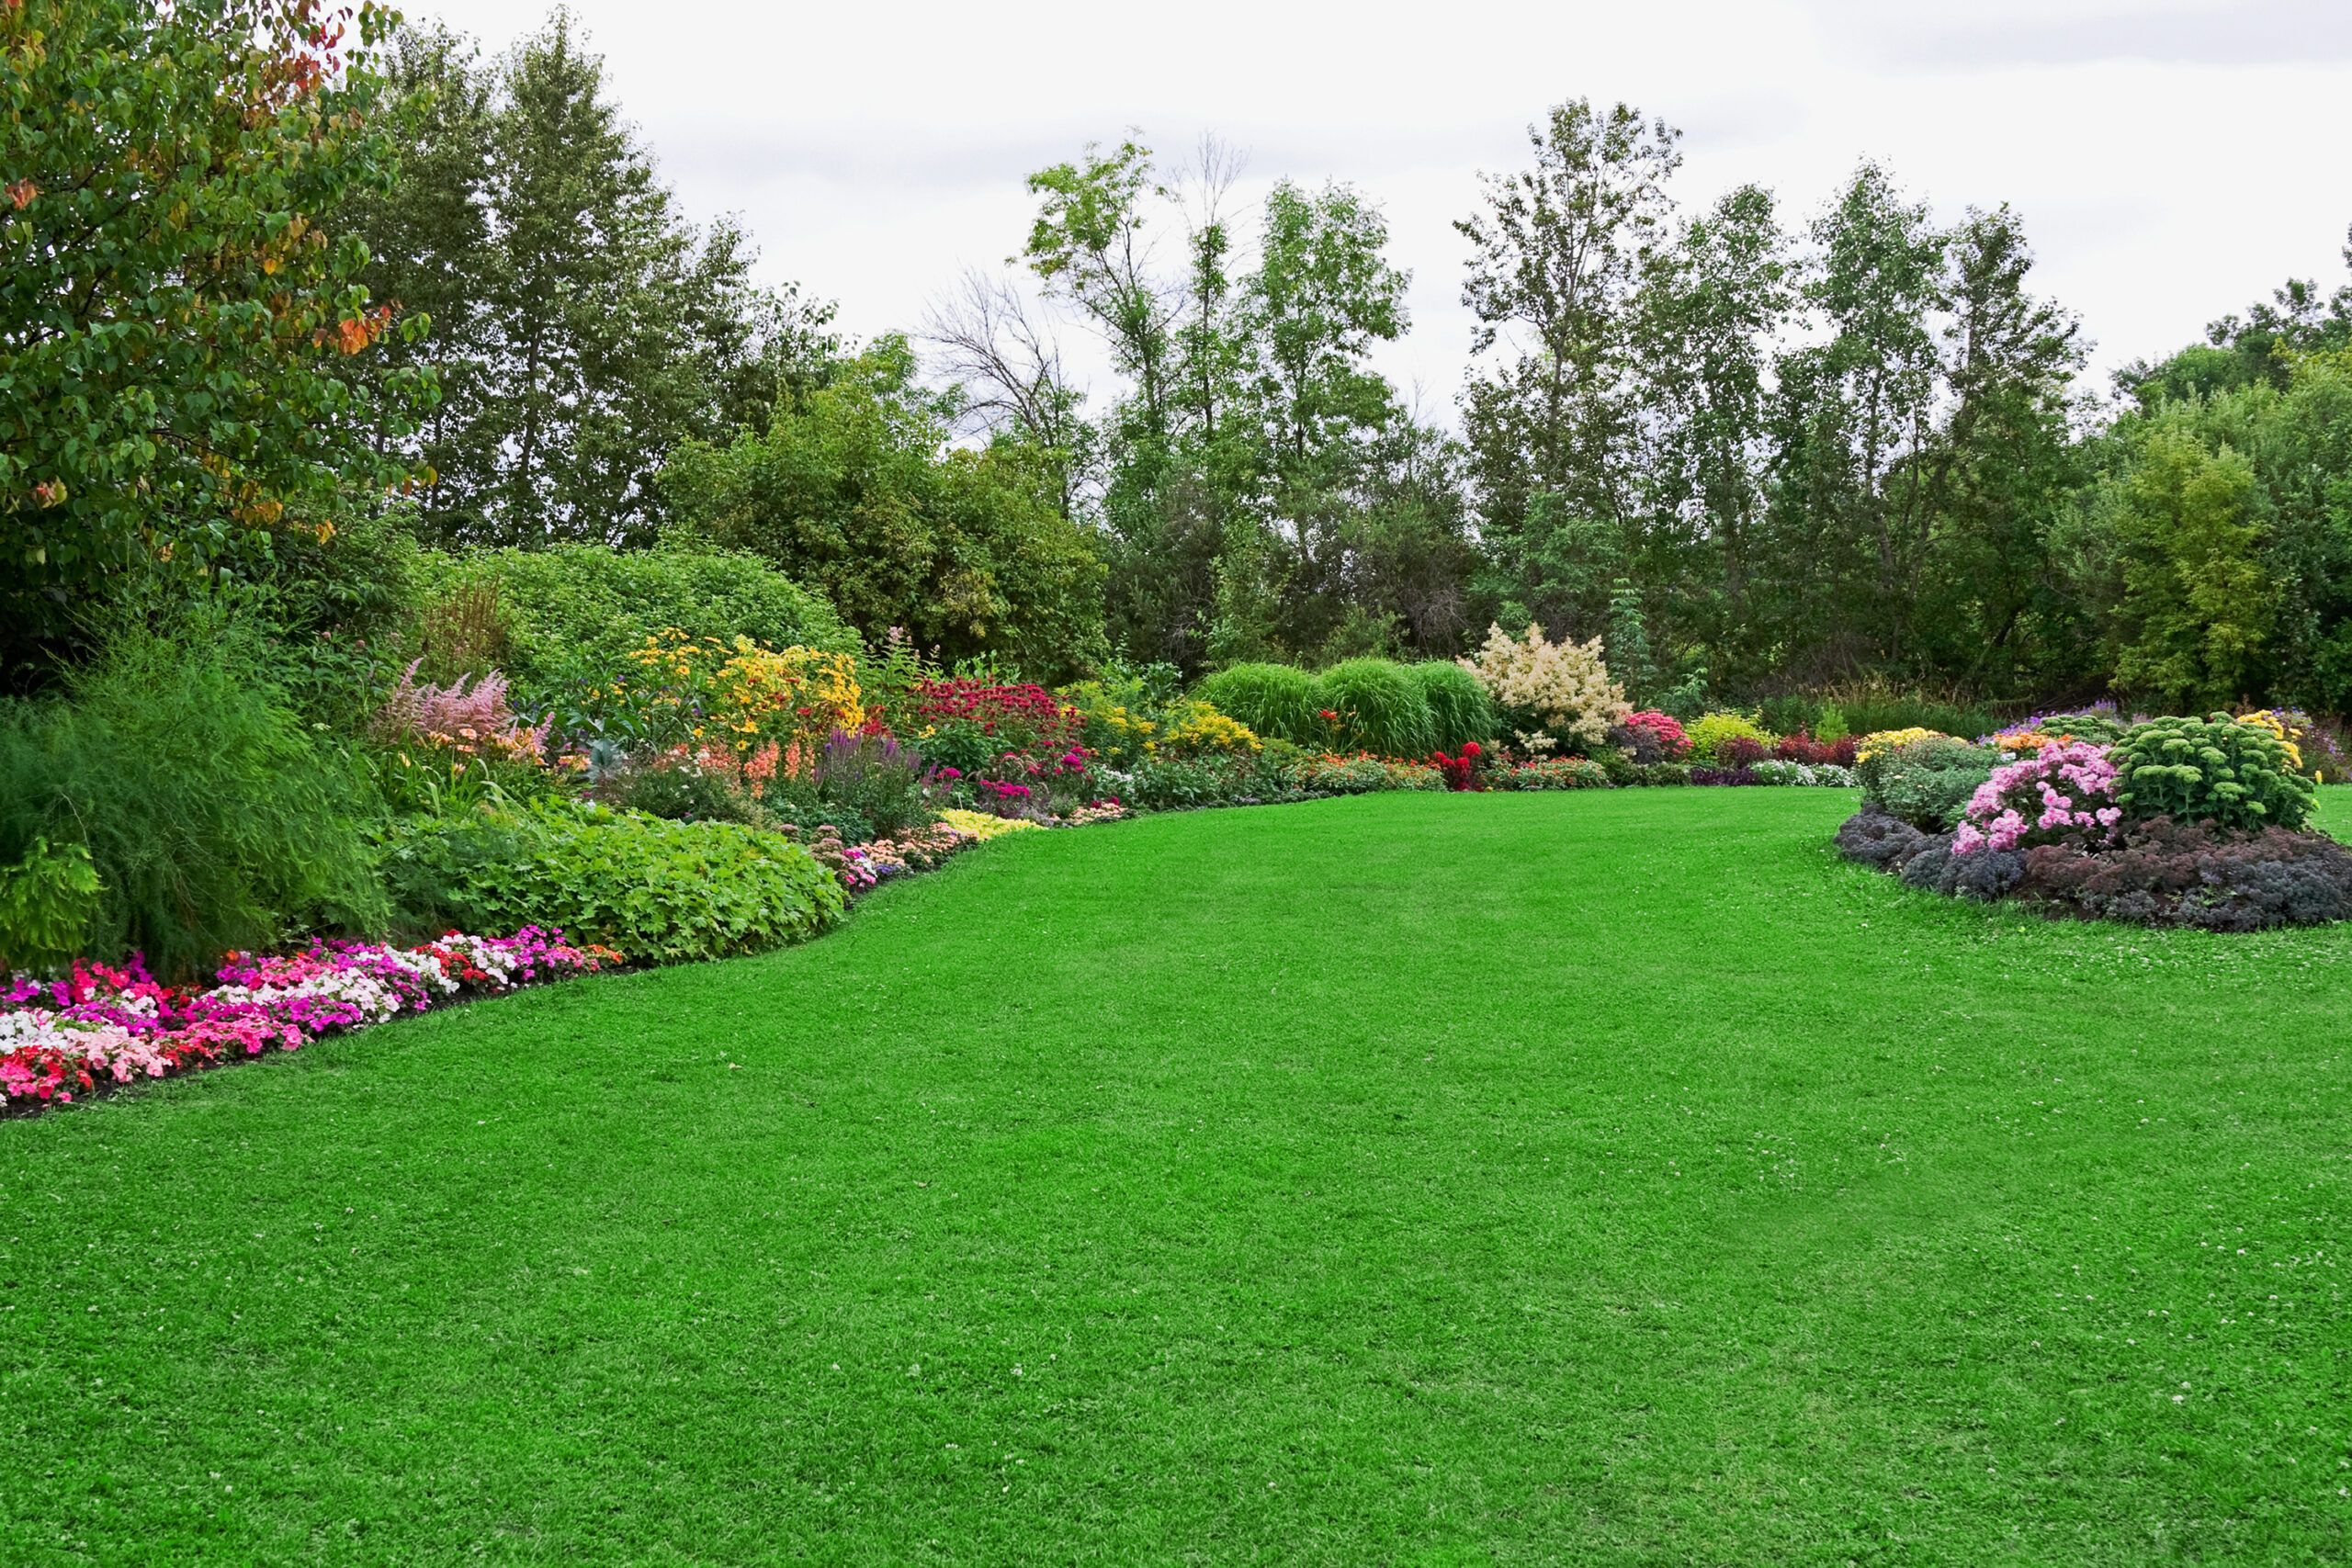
left=1951, top=740, right=2122, bottom=855
left=1684, top=711, right=1775, bottom=764
left=2110, top=713, right=2317, bottom=832
left=1857, top=735, right=1999, bottom=832
left=2019, top=818, right=2352, bottom=931
left=1316, top=659, right=1438, bottom=759
left=0, top=613, right=389, bottom=978
left=1459, top=624, right=1628, bottom=750
left=379, top=801, right=842, bottom=964
left=1195, top=663, right=1323, bottom=745
left=1409, top=661, right=1498, bottom=751
left=1493, top=757, right=1611, bottom=790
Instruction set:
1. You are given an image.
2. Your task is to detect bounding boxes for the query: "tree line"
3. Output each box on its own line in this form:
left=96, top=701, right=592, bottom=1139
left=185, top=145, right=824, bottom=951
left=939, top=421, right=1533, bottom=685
left=9, top=5, right=2349, bottom=716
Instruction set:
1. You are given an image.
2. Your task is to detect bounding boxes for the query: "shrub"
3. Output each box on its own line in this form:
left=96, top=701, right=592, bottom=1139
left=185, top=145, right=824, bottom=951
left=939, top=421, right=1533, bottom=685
left=434, top=544, right=855, bottom=708
left=379, top=802, right=842, bottom=964
left=613, top=764, right=764, bottom=827
left=1459, top=624, right=1628, bottom=750
left=1627, top=762, right=1693, bottom=787
left=1195, top=663, right=1322, bottom=745
left=1689, top=765, right=1764, bottom=786
left=1852, top=727, right=1951, bottom=764
left=1951, top=741, right=2122, bottom=855
left=2110, top=713, right=2317, bottom=832
left=1409, top=661, right=1498, bottom=751
left=1684, top=711, right=1776, bottom=763
left=1773, top=731, right=1858, bottom=767
left=1315, top=659, right=1438, bottom=759
left=1859, top=735, right=1999, bottom=831
left=1714, top=735, right=1770, bottom=767
left=0, top=614, right=388, bottom=978
left=1611, top=710, right=1690, bottom=762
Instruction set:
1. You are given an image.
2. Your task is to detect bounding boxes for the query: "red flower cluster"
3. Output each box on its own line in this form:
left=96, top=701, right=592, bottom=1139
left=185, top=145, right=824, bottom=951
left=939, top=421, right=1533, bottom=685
left=910, top=680, right=1080, bottom=750
left=1430, top=740, right=1485, bottom=791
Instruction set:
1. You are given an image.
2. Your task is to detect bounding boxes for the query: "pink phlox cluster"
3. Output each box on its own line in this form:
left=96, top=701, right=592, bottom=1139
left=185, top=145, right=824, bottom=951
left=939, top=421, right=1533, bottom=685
left=1954, top=740, right=2122, bottom=855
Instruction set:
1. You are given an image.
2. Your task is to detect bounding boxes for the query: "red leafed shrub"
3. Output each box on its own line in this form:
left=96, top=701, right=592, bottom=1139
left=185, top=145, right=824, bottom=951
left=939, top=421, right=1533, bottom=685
left=1714, top=735, right=1770, bottom=767
left=1774, top=731, right=1858, bottom=767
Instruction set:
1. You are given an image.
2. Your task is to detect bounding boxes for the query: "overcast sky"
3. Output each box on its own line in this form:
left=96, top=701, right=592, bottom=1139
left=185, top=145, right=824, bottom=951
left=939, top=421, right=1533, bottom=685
left=419, top=0, right=2352, bottom=413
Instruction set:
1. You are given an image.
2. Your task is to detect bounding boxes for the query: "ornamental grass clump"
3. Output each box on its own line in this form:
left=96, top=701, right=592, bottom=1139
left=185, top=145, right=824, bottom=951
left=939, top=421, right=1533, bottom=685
left=1315, top=660, right=1438, bottom=759
left=1408, top=662, right=1498, bottom=751
left=1194, top=663, right=1322, bottom=745
left=2110, top=713, right=2316, bottom=833
left=1951, top=740, right=2121, bottom=854
left=1459, top=624, right=1628, bottom=751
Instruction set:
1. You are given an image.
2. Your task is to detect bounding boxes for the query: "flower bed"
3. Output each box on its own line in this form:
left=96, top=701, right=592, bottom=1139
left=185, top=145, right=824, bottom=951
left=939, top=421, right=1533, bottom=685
left=4, top=929, right=616, bottom=1110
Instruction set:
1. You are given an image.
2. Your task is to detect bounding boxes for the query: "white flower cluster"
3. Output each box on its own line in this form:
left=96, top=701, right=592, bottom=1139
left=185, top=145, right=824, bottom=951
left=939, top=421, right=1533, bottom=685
left=1460, top=624, right=1629, bottom=750
left=1749, top=760, right=1859, bottom=787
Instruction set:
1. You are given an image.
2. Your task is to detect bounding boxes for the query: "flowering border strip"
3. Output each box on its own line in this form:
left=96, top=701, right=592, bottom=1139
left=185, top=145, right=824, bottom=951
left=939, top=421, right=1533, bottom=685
left=4, top=929, right=616, bottom=1111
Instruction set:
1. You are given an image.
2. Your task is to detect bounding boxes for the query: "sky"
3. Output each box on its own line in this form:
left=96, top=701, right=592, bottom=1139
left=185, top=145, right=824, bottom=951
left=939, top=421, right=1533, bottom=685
left=417, top=0, right=2352, bottom=414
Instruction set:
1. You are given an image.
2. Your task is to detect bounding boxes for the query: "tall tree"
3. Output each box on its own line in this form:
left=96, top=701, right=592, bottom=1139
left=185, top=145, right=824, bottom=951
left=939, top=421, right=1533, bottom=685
left=1631, top=183, right=1792, bottom=672
left=1763, top=162, right=1946, bottom=674
left=1457, top=99, right=1683, bottom=638
left=341, top=10, right=832, bottom=547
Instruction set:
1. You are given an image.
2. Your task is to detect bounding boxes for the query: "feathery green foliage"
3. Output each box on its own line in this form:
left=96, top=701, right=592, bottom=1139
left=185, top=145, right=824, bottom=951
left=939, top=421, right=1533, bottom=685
left=0, top=614, right=387, bottom=977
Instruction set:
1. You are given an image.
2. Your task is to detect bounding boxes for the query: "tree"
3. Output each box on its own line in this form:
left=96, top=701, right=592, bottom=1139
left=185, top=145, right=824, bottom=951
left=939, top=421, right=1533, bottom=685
left=2068, top=417, right=2274, bottom=709
left=341, top=10, right=833, bottom=547
left=1457, top=97, right=1682, bottom=622
left=1631, top=183, right=1792, bottom=671
left=0, top=0, right=431, bottom=669
left=660, top=340, right=1107, bottom=680
left=1763, top=162, right=1947, bottom=674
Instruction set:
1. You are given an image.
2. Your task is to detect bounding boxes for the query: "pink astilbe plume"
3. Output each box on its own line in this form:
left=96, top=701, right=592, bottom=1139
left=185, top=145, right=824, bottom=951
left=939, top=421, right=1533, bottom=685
left=377, top=660, right=551, bottom=763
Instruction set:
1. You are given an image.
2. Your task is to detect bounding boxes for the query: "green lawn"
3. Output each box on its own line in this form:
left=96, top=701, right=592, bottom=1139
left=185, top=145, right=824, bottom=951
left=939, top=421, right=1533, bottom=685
left=6, top=789, right=2351, bottom=1564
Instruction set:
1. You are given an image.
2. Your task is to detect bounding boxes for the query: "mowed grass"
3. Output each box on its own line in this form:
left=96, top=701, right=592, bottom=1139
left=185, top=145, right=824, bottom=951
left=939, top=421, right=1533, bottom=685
left=5, top=790, right=2351, bottom=1565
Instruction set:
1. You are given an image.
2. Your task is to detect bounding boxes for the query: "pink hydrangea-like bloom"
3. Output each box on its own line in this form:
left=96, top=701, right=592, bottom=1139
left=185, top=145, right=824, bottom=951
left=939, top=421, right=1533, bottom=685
left=1953, top=740, right=2121, bottom=856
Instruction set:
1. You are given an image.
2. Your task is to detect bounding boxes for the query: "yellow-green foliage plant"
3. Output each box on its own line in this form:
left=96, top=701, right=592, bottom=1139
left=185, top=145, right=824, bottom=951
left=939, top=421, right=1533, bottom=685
left=937, top=808, right=1042, bottom=840
left=1458, top=625, right=1627, bottom=751
left=1684, top=711, right=1777, bottom=763
left=1150, top=702, right=1261, bottom=758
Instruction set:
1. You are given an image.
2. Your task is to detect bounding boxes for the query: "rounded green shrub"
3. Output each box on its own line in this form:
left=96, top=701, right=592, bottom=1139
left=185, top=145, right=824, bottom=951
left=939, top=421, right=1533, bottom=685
left=1409, top=661, right=1498, bottom=751
left=2111, top=713, right=2318, bottom=832
left=379, top=802, right=844, bottom=964
left=433, top=543, right=855, bottom=705
left=1195, top=663, right=1321, bottom=745
left=1315, top=659, right=1438, bottom=759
